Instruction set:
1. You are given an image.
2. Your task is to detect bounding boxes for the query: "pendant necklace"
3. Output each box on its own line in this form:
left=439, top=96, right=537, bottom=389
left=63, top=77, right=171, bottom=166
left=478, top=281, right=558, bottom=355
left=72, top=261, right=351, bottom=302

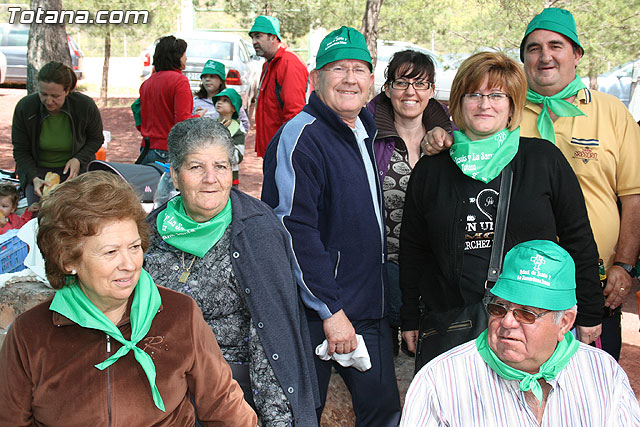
left=179, top=251, right=197, bottom=283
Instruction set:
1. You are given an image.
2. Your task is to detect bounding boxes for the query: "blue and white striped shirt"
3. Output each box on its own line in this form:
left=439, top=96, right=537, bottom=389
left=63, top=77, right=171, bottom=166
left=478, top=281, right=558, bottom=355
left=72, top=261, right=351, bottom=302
left=401, top=340, right=640, bottom=426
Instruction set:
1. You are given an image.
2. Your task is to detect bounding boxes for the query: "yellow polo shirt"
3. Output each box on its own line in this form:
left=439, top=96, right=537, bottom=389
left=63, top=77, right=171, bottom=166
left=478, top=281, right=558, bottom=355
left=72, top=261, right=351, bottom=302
left=522, top=89, right=640, bottom=268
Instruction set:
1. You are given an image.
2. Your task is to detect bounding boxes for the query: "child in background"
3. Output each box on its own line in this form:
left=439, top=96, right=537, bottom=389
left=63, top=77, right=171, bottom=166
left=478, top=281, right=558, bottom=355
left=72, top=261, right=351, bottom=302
left=193, top=60, right=251, bottom=133
left=213, top=88, right=245, bottom=186
left=0, top=183, right=39, bottom=234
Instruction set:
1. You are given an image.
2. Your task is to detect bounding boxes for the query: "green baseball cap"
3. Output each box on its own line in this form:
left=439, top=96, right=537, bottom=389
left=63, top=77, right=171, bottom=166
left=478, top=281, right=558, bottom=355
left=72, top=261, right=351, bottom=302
left=520, top=8, right=583, bottom=62
left=249, top=15, right=281, bottom=40
left=201, top=59, right=226, bottom=80
left=212, top=88, right=242, bottom=119
left=315, top=26, right=372, bottom=70
left=491, top=240, right=577, bottom=311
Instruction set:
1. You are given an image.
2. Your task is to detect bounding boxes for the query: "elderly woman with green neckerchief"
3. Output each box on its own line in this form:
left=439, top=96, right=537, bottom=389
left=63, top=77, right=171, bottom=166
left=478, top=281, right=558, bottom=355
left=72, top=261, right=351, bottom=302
left=399, top=51, right=603, bottom=373
left=0, top=171, right=256, bottom=426
left=144, top=117, right=319, bottom=427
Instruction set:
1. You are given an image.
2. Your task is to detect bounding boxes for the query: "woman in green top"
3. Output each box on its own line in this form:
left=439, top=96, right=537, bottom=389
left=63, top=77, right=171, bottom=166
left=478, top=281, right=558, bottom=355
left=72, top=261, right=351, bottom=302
left=11, top=61, right=104, bottom=203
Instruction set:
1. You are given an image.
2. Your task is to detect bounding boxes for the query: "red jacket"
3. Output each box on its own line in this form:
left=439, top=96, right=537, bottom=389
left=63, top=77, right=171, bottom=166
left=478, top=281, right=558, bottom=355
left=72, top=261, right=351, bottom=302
left=139, top=70, right=196, bottom=151
left=0, top=211, right=32, bottom=234
left=255, top=45, right=308, bottom=157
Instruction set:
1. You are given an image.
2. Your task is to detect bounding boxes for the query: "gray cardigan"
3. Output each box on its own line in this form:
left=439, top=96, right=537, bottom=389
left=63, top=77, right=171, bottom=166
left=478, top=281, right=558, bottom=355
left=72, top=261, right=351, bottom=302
left=146, top=188, right=319, bottom=426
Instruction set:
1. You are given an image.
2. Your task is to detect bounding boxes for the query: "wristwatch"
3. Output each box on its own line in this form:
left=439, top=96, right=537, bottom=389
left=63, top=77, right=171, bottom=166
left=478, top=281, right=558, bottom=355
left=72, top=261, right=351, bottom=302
left=613, top=262, right=638, bottom=278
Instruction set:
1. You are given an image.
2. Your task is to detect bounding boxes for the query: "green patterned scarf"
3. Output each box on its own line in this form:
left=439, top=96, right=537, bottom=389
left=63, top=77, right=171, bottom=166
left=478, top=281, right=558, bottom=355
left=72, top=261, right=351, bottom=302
left=476, top=329, right=579, bottom=403
left=526, top=75, right=586, bottom=144
left=450, top=127, right=520, bottom=183
left=49, top=269, right=165, bottom=411
left=157, top=196, right=232, bottom=257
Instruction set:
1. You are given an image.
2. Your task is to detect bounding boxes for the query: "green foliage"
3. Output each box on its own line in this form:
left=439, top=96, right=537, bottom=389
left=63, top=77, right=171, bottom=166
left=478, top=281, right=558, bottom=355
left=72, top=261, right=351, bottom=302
left=193, top=0, right=312, bottom=40
left=65, top=0, right=176, bottom=57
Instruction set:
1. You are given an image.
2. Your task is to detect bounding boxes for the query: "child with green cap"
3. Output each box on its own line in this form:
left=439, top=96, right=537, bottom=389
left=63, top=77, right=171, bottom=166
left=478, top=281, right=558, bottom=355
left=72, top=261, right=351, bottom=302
left=212, top=88, right=245, bottom=186
left=193, top=59, right=250, bottom=133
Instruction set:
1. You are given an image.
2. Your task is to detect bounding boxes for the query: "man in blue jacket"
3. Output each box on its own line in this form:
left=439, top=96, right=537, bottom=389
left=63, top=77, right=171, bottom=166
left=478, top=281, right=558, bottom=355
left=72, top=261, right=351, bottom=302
left=262, top=26, right=401, bottom=426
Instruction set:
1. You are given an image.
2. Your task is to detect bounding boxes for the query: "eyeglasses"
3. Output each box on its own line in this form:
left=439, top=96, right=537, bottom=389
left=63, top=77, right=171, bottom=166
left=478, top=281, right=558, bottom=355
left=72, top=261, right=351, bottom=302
left=485, top=302, right=550, bottom=324
left=322, top=65, right=371, bottom=78
left=463, top=92, right=510, bottom=104
left=390, top=80, right=434, bottom=91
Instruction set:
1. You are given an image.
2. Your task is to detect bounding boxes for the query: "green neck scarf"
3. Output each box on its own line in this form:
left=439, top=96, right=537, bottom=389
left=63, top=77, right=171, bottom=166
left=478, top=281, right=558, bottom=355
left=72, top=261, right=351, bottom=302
left=49, top=269, right=165, bottom=411
left=157, top=196, right=232, bottom=257
left=475, top=329, right=579, bottom=403
left=526, top=75, right=587, bottom=144
left=450, top=127, right=520, bottom=183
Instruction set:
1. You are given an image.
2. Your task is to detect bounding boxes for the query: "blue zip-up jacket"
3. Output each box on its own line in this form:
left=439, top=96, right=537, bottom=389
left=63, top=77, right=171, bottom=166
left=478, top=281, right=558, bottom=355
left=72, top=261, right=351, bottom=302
left=261, top=92, right=388, bottom=322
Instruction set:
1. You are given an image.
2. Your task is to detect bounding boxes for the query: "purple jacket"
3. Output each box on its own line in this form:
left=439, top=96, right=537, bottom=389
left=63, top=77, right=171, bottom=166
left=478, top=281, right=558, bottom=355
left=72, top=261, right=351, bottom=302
left=366, top=92, right=452, bottom=182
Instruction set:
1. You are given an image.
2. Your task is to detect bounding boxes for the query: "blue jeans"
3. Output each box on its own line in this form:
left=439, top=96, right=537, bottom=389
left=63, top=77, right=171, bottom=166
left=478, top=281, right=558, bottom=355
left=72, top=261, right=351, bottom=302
left=386, top=262, right=402, bottom=328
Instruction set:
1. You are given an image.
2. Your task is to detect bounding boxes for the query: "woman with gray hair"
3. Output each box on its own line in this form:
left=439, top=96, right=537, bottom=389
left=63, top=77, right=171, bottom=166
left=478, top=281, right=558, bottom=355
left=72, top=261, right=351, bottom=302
left=144, top=117, right=319, bottom=427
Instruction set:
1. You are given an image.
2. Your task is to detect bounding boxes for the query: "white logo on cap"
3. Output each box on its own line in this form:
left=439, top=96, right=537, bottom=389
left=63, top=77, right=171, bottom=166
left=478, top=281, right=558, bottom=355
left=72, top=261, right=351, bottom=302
left=326, top=36, right=348, bottom=49
left=531, top=254, right=545, bottom=273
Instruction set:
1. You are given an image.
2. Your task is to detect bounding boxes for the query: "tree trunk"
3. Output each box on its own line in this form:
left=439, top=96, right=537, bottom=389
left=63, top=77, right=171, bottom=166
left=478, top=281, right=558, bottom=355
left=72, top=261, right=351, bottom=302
left=26, top=0, right=71, bottom=94
left=101, top=28, right=111, bottom=107
left=361, top=0, right=383, bottom=99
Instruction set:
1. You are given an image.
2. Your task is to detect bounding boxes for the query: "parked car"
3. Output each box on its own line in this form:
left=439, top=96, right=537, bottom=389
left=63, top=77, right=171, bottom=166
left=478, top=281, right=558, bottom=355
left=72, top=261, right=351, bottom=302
left=582, top=59, right=637, bottom=107
left=139, top=32, right=264, bottom=110
left=374, top=40, right=456, bottom=103
left=0, top=23, right=84, bottom=85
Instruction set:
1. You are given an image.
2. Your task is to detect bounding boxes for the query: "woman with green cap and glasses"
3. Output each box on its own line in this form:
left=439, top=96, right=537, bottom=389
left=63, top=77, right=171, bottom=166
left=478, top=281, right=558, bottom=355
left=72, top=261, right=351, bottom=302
left=0, top=171, right=256, bottom=425
left=193, top=59, right=251, bottom=133
left=145, top=117, right=319, bottom=426
left=399, top=51, right=602, bottom=373
left=213, top=88, right=245, bottom=186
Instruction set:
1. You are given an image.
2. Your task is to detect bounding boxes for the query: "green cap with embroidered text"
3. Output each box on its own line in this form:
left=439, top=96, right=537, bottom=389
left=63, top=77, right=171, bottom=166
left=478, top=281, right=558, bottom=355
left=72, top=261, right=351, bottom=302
left=315, top=26, right=372, bottom=70
left=201, top=60, right=226, bottom=80
left=491, top=240, right=577, bottom=311
left=249, top=15, right=281, bottom=40
left=520, top=8, right=583, bottom=62
left=212, top=88, right=242, bottom=119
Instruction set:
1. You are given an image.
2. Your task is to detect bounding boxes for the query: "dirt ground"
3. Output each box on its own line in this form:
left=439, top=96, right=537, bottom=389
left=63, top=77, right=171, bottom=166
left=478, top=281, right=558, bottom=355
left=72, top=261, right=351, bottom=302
left=2, top=87, right=640, bottom=404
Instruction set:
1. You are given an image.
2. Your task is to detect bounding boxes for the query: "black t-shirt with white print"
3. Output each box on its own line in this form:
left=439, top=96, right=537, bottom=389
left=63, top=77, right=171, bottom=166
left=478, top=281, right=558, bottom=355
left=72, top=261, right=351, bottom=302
left=460, top=176, right=500, bottom=305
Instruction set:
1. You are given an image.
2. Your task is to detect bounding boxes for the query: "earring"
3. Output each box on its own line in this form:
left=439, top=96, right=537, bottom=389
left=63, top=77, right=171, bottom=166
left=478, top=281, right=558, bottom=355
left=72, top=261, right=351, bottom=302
left=71, top=269, right=76, bottom=275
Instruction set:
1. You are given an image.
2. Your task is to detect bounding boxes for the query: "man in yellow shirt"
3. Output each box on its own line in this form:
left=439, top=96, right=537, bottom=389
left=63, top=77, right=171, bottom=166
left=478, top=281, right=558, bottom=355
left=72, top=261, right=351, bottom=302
left=424, top=8, right=640, bottom=359
left=519, top=8, right=640, bottom=359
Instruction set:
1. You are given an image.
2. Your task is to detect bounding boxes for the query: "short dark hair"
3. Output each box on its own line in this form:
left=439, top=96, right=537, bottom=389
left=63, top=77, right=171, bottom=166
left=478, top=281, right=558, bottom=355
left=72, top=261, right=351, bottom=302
left=383, top=49, right=436, bottom=92
left=37, top=171, right=150, bottom=289
left=37, top=61, right=77, bottom=92
left=0, top=183, right=19, bottom=208
left=153, top=35, right=188, bottom=72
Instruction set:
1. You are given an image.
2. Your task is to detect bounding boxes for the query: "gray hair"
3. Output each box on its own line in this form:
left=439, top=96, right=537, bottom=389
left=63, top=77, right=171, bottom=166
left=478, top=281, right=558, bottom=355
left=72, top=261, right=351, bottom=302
left=167, top=117, right=236, bottom=171
left=552, top=305, right=577, bottom=324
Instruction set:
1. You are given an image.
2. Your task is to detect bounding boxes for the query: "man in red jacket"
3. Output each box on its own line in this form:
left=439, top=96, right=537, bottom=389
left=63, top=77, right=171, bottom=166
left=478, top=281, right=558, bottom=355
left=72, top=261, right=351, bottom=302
left=249, top=15, right=309, bottom=157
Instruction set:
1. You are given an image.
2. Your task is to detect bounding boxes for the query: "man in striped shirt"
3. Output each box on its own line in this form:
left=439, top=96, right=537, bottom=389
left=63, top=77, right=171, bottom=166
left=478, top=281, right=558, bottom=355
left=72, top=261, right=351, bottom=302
left=401, top=240, right=640, bottom=426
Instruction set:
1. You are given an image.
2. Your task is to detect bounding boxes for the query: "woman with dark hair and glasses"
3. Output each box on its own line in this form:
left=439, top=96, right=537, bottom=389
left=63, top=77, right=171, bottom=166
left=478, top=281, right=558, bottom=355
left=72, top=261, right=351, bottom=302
left=399, top=52, right=602, bottom=372
left=138, top=35, right=199, bottom=165
left=12, top=61, right=103, bottom=203
left=366, top=50, right=452, bottom=356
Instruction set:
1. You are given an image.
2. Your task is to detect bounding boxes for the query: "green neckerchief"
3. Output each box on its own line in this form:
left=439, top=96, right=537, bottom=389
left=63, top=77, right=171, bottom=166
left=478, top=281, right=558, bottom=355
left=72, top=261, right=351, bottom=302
left=450, top=127, right=520, bottom=183
left=49, top=269, right=165, bottom=411
left=157, top=196, right=232, bottom=257
left=526, top=75, right=587, bottom=144
left=475, top=328, right=579, bottom=403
